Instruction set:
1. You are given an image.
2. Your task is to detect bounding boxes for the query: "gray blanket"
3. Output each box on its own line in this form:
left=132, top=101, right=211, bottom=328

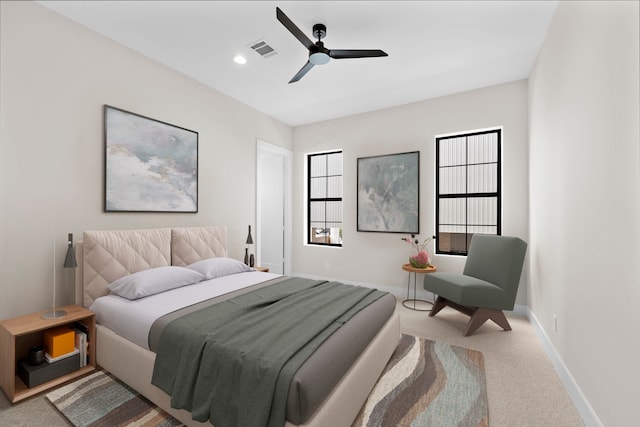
left=151, top=277, right=387, bottom=427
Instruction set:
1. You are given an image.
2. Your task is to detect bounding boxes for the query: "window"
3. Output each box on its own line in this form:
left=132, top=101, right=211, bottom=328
left=307, top=151, right=343, bottom=246
left=435, top=129, right=501, bottom=255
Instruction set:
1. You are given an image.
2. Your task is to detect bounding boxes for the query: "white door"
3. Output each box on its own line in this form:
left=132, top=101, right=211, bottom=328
left=256, top=140, right=291, bottom=275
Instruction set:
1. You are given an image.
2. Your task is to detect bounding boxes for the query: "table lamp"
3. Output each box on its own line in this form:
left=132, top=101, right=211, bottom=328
left=42, top=233, right=77, bottom=319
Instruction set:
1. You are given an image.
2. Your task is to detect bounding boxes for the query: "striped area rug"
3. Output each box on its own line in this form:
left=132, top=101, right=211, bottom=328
left=353, top=334, right=489, bottom=427
left=46, top=371, right=181, bottom=427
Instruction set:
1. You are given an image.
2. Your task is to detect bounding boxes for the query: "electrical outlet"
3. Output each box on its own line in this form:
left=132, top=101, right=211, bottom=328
left=553, top=314, right=558, bottom=332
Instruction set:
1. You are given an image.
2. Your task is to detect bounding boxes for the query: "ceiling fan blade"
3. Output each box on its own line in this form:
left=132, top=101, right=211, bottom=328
left=276, top=7, right=314, bottom=50
left=329, top=49, right=388, bottom=59
left=289, top=61, right=314, bottom=84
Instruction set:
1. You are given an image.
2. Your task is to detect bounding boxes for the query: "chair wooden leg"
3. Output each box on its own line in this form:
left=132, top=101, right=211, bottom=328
left=428, top=297, right=513, bottom=336
left=489, top=309, right=512, bottom=332
left=464, top=308, right=512, bottom=336
left=429, top=296, right=447, bottom=317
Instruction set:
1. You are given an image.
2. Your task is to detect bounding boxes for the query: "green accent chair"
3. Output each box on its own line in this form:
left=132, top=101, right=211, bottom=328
left=423, top=234, right=527, bottom=336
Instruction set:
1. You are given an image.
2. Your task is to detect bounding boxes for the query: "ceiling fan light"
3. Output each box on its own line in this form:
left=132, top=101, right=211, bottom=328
left=309, top=52, right=330, bottom=65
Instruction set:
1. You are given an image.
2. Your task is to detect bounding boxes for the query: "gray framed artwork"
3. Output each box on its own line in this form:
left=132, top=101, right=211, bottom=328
left=104, top=105, right=198, bottom=212
left=357, top=151, right=419, bottom=233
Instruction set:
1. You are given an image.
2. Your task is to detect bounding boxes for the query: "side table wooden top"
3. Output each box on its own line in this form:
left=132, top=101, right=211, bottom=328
left=402, top=263, right=437, bottom=273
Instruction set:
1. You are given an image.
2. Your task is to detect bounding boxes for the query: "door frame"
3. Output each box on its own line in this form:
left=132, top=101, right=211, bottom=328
left=256, top=139, right=292, bottom=275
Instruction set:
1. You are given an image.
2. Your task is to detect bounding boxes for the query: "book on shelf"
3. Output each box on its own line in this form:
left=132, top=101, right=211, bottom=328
left=74, top=321, right=89, bottom=335
left=45, top=347, right=79, bottom=364
left=74, top=328, right=87, bottom=367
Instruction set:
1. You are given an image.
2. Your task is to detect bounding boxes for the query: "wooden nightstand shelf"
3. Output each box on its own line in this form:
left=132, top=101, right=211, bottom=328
left=254, top=266, right=269, bottom=272
left=0, top=305, right=96, bottom=403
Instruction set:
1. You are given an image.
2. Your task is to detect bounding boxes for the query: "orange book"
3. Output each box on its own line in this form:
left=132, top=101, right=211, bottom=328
left=43, top=326, right=75, bottom=358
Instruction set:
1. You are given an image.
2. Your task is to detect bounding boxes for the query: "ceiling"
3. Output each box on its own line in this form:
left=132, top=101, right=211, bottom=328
left=37, top=1, right=558, bottom=127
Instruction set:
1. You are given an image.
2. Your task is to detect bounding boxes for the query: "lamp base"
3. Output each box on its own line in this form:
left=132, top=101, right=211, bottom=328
left=41, top=309, right=68, bottom=320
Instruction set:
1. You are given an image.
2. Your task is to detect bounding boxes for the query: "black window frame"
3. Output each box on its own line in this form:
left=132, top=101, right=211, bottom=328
left=435, top=129, right=502, bottom=255
left=307, top=150, right=343, bottom=247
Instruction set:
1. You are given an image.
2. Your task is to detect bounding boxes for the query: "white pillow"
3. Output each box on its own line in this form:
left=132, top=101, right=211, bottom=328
left=186, top=257, right=252, bottom=280
left=107, top=266, right=204, bottom=300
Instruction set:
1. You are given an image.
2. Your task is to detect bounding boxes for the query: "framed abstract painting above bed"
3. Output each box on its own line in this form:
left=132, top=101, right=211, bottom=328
left=103, top=105, right=198, bottom=213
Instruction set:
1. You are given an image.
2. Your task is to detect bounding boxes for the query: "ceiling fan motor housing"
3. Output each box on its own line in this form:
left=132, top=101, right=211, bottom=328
left=309, top=41, right=330, bottom=65
left=312, top=23, right=327, bottom=40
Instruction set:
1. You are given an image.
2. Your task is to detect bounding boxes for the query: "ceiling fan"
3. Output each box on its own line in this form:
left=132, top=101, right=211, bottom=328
left=276, top=7, right=388, bottom=83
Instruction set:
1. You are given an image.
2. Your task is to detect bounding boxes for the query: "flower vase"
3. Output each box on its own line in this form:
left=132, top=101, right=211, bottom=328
left=409, top=250, right=430, bottom=269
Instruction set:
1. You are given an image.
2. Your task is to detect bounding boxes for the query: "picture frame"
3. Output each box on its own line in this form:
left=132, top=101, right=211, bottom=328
left=357, top=151, right=419, bottom=233
left=104, top=105, right=198, bottom=213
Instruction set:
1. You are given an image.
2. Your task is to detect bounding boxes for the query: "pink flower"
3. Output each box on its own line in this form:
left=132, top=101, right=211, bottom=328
left=414, top=250, right=429, bottom=264
left=409, top=250, right=430, bottom=268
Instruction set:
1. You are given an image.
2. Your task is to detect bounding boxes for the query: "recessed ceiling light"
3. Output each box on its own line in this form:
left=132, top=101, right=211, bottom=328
left=233, top=55, right=247, bottom=65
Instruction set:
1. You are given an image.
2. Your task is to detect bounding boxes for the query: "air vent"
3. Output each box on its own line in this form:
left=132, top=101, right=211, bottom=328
left=249, top=39, right=278, bottom=58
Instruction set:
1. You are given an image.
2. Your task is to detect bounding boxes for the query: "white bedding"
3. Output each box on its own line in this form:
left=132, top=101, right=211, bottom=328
left=90, top=271, right=281, bottom=349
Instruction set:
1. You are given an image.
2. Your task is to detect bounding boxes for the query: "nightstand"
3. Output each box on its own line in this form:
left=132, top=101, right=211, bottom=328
left=254, top=266, right=269, bottom=272
left=0, top=305, right=96, bottom=403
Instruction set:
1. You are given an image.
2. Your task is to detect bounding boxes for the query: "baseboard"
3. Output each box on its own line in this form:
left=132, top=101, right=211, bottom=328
left=527, top=309, right=603, bottom=427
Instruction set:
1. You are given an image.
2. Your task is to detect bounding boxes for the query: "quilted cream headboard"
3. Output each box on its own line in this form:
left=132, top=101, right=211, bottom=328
left=80, top=226, right=227, bottom=307
left=171, top=226, right=227, bottom=266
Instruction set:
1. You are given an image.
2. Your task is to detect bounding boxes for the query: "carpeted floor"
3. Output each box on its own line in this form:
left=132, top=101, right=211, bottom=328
left=43, top=334, right=488, bottom=427
left=0, top=298, right=584, bottom=426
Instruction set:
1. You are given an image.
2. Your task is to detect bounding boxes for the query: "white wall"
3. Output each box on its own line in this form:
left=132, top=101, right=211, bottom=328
left=528, top=1, right=640, bottom=425
left=292, top=80, right=529, bottom=303
left=0, top=1, right=292, bottom=319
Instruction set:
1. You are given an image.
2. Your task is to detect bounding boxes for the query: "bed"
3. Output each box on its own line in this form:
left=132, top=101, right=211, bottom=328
left=75, top=226, right=400, bottom=427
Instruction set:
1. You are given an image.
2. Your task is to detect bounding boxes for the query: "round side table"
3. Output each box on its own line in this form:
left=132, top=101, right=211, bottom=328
left=402, top=263, right=437, bottom=311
